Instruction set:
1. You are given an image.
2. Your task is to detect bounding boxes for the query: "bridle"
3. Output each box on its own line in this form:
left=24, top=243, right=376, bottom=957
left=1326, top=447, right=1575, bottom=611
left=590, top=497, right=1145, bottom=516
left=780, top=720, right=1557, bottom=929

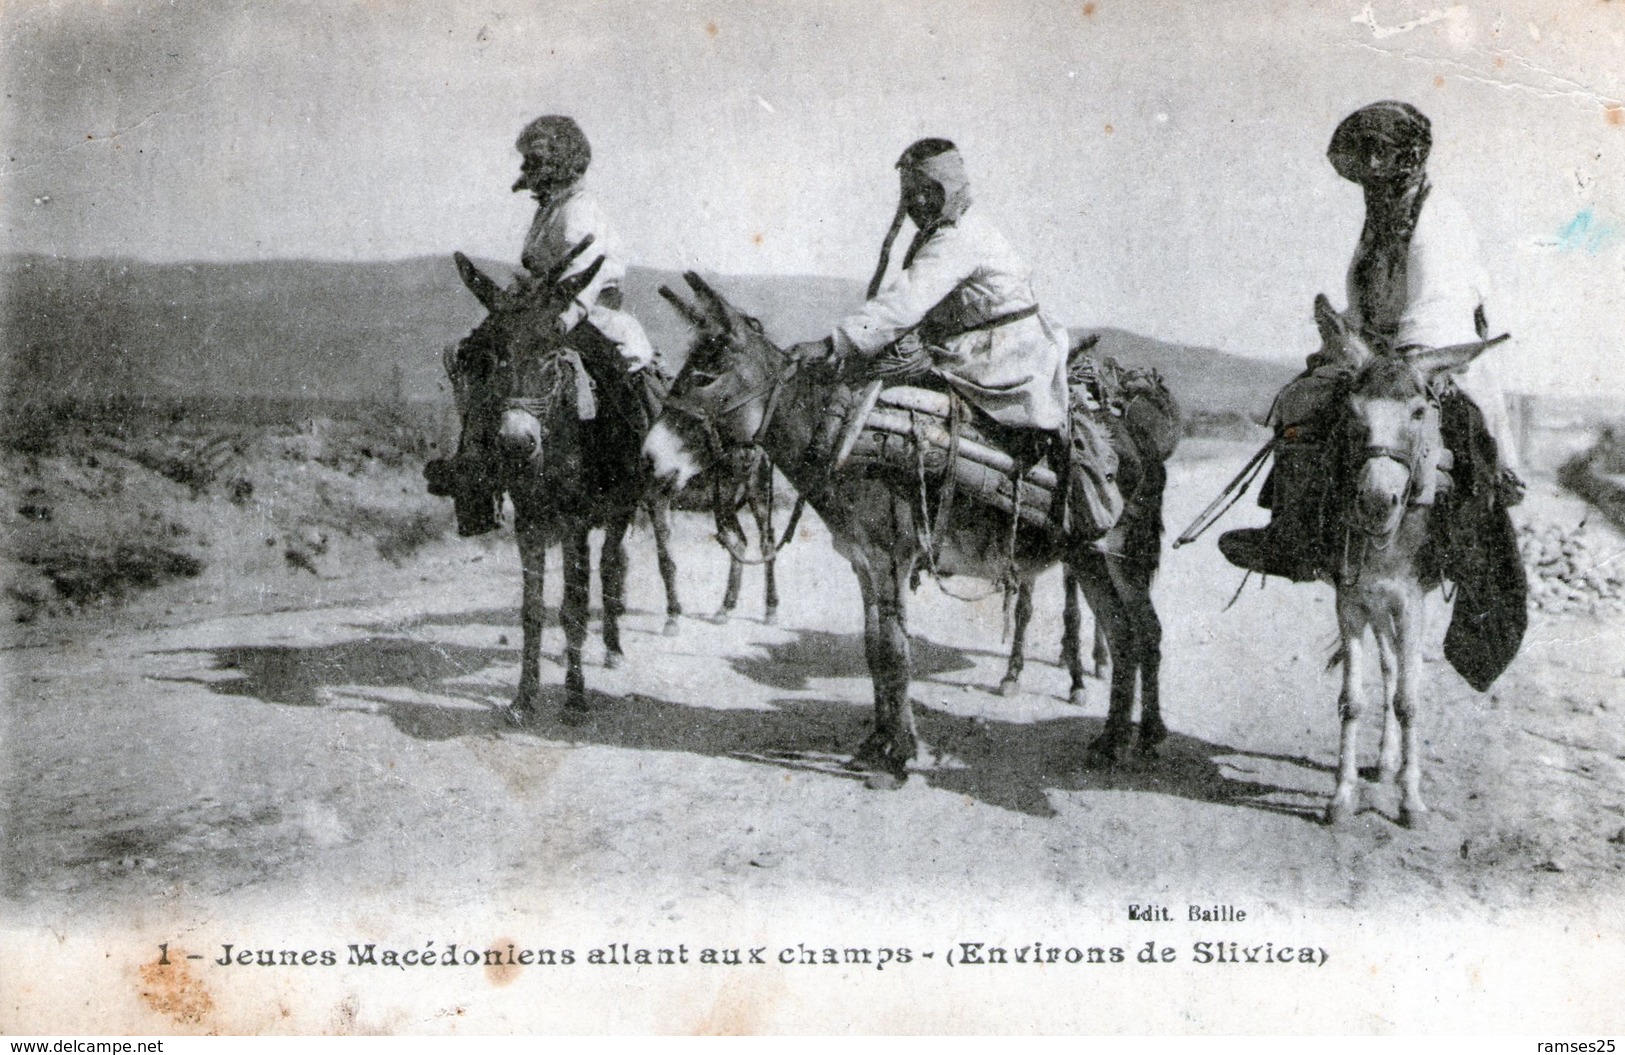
left=657, top=329, right=807, bottom=565
left=1347, top=378, right=1443, bottom=539
left=658, top=332, right=799, bottom=464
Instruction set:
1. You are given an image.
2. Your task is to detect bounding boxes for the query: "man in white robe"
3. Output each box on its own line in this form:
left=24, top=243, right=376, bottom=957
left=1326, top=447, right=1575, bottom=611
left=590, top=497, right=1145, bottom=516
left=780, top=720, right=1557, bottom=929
left=794, top=139, right=1069, bottom=438
left=510, top=115, right=655, bottom=373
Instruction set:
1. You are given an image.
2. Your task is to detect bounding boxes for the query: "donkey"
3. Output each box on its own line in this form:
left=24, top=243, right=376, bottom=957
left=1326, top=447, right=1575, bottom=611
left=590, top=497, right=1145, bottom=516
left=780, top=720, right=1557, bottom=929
left=645, top=274, right=1166, bottom=783
left=451, top=243, right=683, bottom=722
left=1310, top=295, right=1504, bottom=828
left=1001, top=356, right=1179, bottom=703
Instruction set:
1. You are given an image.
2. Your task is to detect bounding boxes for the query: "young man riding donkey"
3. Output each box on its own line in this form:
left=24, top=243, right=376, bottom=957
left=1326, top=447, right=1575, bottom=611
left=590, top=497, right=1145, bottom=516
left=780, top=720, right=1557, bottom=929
left=648, top=138, right=1169, bottom=782
left=786, top=138, right=1121, bottom=541
left=1216, top=102, right=1527, bottom=826
left=425, top=115, right=682, bottom=722
left=429, top=115, right=660, bottom=535
left=1221, top=101, right=1523, bottom=586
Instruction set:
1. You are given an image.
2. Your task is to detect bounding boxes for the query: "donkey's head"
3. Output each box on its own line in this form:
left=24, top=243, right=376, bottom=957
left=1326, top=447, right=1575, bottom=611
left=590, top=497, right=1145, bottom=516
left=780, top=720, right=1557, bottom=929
left=643, top=272, right=778, bottom=491
left=1330, top=297, right=1504, bottom=539
left=454, top=238, right=604, bottom=465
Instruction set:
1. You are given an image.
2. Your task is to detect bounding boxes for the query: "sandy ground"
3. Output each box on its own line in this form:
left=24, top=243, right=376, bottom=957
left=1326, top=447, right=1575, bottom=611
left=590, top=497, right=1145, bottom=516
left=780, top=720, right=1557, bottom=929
left=4, top=440, right=1624, bottom=1034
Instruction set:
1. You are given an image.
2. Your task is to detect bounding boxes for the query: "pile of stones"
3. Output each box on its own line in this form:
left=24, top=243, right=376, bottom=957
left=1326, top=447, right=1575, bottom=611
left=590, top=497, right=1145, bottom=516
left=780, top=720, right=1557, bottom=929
left=1518, top=518, right=1625, bottom=614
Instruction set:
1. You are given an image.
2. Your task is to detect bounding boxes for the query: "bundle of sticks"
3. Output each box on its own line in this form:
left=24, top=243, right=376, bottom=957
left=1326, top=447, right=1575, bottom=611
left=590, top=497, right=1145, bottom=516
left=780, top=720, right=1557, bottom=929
left=842, top=386, right=1059, bottom=529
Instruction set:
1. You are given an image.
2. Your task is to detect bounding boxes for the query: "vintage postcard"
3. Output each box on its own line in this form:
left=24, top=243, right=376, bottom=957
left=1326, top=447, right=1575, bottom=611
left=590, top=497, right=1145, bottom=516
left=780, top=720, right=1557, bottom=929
left=3, top=0, right=1622, bottom=1036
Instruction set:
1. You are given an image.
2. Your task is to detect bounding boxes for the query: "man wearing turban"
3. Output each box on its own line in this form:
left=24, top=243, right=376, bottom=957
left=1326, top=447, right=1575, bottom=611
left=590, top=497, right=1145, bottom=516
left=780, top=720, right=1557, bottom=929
left=1221, top=101, right=1523, bottom=580
left=792, top=138, right=1071, bottom=441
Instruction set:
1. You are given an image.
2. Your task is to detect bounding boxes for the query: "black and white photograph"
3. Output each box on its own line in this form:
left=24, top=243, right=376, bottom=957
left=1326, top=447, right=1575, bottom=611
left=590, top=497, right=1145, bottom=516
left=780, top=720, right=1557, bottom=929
left=3, top=0, right=1623, bottom=1036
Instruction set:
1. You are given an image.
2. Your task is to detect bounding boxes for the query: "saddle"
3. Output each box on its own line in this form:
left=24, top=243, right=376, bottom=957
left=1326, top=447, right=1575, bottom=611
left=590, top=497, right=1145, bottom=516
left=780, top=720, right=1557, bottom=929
left=838, top=382, right=1124, bottom=542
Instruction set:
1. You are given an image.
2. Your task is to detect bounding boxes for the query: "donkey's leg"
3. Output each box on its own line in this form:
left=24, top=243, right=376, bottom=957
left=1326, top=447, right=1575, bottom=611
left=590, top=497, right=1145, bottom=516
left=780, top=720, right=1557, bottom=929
left=1328, top=593, right=1371, bottom=826
left=1074, top=553, right=1135, bottom=766
left=845, top=569, right=891, bottom=769
left=1393, top=592, right=1429, bottom=828
left=1061, top=568, right=1091, bottom=707
left=1109, top=556, right=1165, bottom=755
left=714, top=552, right=744, bottom=624
left=752, top=484, right=780, bottom=625
left=647, top=496, right=683, bottom=636
left=561, top=529, right=592, bottom=721
left=1373, top=627, right=1401, bottom=783
left=600, top=515, right=630, bottom=669
left=1092, top=623, right=1111, bottom=680
left=510, top=524, right=548, bottom=723
left=999, top=578, right=1035, bottom=697
left=869, top=557, right=918, bottom=785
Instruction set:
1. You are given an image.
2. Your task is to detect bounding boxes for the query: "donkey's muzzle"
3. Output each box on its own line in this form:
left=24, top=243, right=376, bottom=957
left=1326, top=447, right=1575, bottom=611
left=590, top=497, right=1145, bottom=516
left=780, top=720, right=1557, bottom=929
left=499, top=408, right=544, bottom=459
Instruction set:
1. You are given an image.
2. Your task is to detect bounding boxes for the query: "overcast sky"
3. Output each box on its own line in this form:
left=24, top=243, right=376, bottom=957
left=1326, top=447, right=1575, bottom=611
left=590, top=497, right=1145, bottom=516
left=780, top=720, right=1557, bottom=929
left=3, top=0, right=1621, bottom=393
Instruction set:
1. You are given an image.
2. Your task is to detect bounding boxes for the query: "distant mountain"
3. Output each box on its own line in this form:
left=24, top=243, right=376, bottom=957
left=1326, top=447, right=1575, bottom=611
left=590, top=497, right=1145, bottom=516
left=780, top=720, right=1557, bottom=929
left=1, top=254, right=1293, bottom=419
left=1074, top=326, right=1297, bottom=422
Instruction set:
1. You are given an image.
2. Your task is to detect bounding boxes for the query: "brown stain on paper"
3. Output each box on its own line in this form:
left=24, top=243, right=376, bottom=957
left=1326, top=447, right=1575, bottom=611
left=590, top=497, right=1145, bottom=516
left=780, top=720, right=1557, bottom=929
left=706, top=21, right=719, bottom=38
left=693, top=975, right=788, bottom=1035
left=1606, top=105, right=1623, bottom=126
left=138, top=949, right=214, bottom=1026
left=485, top=936, right=523, bottom=987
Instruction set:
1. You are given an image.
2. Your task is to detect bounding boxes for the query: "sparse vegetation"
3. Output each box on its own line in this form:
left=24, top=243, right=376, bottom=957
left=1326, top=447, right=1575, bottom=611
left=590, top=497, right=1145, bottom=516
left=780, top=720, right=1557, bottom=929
left=3, top=395, right=452, bottom=622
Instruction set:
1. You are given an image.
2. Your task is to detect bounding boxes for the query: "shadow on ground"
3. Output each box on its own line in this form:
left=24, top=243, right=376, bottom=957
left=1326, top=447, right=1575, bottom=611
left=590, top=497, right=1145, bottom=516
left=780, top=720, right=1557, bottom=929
left=157, top=622, right=1321, bottom=823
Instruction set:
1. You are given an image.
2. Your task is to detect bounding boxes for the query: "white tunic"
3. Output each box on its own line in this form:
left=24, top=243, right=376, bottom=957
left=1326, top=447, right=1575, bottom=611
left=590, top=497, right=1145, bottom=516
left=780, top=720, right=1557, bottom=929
left=1347, top=188, right=1518, bottom=466
left=520, top=184, right=653, bottom=370
left=830, top=207, right=1069, bottom=431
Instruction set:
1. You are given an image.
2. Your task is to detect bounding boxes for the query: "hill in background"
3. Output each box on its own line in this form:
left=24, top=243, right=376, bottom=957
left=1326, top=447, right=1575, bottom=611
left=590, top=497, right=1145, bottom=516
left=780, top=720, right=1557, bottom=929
left=2, top=253, right=1294, bottom=421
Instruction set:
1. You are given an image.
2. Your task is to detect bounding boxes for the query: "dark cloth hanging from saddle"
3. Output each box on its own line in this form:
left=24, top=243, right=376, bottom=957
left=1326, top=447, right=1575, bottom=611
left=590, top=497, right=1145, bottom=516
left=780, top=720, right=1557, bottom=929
left=1435, top=385, right=1527, bottom=691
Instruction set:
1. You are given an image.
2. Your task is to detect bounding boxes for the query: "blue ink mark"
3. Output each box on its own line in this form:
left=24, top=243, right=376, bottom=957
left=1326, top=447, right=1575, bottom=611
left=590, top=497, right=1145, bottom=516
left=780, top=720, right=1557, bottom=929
left=1556, top=208, right=1619, bottom=254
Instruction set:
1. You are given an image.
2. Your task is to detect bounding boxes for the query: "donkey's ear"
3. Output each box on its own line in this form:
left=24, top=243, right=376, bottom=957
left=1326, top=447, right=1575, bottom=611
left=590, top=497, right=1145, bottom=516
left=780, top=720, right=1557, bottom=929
left=659, top=285, right=709, bottom=330
left=1068, top=331, right=1101, bottom=367
left=684, top=271, right=735, bottom=335
left=455, top=251, right=508, bottom=312
left=556, top=255, right=605, bottom=303
left=542, top=235, right=596, bottom=288
left=1313, top=293, right=1346, bottom=342
left=1408, top=333, right=1510, bottom=382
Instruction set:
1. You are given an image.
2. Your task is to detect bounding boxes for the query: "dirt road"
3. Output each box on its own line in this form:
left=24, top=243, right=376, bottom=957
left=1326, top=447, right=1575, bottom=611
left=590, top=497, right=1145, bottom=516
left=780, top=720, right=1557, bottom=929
left=5, top=441, right=1624, bottom=1033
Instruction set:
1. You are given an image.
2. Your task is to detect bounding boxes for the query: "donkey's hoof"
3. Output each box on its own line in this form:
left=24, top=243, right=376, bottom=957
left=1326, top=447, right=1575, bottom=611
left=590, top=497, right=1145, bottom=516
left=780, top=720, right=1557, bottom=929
left=763, top=607, right=779, bottom=626
left=561, top=705, right=592, bottom=728
left=662, top=617, right=682, bottom=637
left=503, top=702, right=536, bottom=728
left=996, top=677, right=1020, bottom=698
left=1067, top=687, right=1089, bottom=708
left=844, top=733, right=890, bottom=772
left=1324, top=796, right=1357, bottom=827
left=1084, top=738, right=1122, bottom=769
left=1398, top=804, right=1429, bottom=831
left=1139, top=720, right=1169, bottom=754
left=709, top=610, right=732, bottom=626
left=864, top=770, right=907, bottom=791
left=604, top=650, right=625, bottom=671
